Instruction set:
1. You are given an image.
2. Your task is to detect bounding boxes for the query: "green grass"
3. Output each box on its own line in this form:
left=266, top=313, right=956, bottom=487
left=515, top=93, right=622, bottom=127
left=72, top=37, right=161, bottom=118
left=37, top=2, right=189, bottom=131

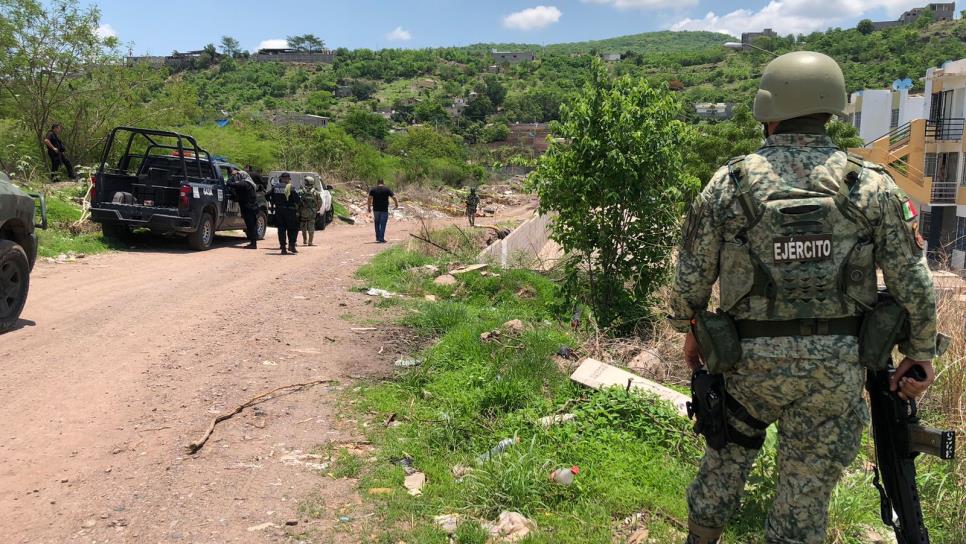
left=35, top=184, right=115, bottom=258
left=325, top=246, right=964, bottom=544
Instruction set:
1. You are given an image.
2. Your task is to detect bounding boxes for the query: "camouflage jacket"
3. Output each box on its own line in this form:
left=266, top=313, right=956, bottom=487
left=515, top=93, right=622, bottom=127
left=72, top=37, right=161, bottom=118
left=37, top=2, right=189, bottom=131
left=669, top=133, right=938, bottom=361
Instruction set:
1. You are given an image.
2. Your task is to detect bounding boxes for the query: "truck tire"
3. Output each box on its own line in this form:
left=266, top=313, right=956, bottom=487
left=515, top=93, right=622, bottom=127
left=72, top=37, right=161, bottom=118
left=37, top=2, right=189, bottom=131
left=316, top=213, right=327, bottom=231
left=326, top=208, right=334, bottom=225
left=255, top=210, right=267, bottom=240
left=0, top=240, right=29, bottom=333
left=188, top=212, right=214, bottom=250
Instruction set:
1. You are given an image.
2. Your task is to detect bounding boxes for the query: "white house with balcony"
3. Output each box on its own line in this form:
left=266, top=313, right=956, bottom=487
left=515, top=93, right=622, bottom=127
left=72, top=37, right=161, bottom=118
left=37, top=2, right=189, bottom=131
left=845, top=88, right=925, bottom=145
left=850, top=61, right=966, bottom=272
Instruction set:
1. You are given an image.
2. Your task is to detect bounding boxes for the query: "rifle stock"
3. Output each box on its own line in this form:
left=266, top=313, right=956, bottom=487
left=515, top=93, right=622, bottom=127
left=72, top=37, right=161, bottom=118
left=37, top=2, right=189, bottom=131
left=866, top=366, right=957, bottom=544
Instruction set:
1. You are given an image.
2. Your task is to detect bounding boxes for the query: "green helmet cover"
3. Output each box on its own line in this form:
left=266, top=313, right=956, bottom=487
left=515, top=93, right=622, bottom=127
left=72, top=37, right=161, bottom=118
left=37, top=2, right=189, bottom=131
left=753, top=51, right=847, bottom=123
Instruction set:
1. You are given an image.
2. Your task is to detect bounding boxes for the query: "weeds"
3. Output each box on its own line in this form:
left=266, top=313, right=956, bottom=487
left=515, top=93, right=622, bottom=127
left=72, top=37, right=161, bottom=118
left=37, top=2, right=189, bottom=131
left=337, top=244, right=966, bottom=543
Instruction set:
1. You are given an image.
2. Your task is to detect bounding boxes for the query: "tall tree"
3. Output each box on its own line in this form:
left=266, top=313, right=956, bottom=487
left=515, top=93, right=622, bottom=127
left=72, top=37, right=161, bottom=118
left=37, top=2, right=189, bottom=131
left=530, top=60, right=699, bottom=332
left=287, top=34, right=325, bottom=52
left=0, top=0, right=116, bottom=160
left=219, top=35, right=241, bottom=57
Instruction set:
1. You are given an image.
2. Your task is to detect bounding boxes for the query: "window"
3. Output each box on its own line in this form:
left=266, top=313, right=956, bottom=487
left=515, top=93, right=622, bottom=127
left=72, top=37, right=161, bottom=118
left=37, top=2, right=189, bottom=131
left=854, top=111, right=862, bottom=132
left=921, top=211, right=931, bottom=239
left=957, top=216, right=966, bottom=252
left=891, top=108, right=900, bottom=129
left=925, top=153, right=938, bottom=177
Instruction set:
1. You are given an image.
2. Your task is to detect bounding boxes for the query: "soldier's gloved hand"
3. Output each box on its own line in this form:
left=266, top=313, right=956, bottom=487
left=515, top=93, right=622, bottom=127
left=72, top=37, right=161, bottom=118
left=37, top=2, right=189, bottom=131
left=684, top=331, right=703, bottom=371
left=890, top=357, right=936, bottom=401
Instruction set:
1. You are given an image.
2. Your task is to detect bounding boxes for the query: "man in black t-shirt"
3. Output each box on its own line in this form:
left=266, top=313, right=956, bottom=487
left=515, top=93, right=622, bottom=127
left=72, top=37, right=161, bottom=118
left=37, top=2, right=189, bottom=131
left=44, top=123, right=76, bottom=181
left=367, top=179, right=398, bottom=243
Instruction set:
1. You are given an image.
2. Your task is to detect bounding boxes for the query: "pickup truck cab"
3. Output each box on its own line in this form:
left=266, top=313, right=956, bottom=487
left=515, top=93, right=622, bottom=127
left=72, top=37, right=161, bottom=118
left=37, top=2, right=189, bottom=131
left=264, top=171, right=334, bottom=230
left=0, top=172, right=47, bottom=332
left=90, top=127, right=266, bottom=250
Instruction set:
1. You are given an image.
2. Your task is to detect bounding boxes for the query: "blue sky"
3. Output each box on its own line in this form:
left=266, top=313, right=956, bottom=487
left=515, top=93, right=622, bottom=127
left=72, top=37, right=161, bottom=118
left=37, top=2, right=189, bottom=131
left=91, top=1, right=949, bottom=54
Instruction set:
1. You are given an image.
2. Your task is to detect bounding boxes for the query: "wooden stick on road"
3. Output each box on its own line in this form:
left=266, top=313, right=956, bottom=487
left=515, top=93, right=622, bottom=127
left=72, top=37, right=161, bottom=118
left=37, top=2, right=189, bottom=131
left=186, top=378, right=335, bottom=454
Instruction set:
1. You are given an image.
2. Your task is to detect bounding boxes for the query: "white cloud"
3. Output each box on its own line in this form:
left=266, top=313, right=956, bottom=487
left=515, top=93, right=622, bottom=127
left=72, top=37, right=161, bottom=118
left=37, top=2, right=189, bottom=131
left=669, top=1, right=935, bottom=37
left=95, top=23, right=116, bottom=39
left=503, top=5, right=562, bottom=31
left=386, top=26, right=412, bottom=42
left=257, top=38, right=289, bottom=50
left=582, top=0, right=696, bottom=9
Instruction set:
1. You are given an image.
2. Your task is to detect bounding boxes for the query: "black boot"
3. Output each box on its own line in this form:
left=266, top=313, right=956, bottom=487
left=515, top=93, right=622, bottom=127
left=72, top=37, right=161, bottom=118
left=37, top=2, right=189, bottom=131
left=246, top=242, right=257, bottom=249
left=281, top=247, right=288, bottom=255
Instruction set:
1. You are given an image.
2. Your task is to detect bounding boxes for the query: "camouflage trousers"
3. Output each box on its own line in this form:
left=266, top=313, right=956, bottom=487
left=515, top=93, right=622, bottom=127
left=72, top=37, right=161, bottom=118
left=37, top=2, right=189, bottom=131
left=687, top=336, right=868, bottom=544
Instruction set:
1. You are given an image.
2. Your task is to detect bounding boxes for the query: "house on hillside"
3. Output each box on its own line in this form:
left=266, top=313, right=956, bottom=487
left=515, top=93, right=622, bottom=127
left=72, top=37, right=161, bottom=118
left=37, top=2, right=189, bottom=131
left=125, top=55, right=167, bottom=67
left=849, top=58, right=966, bottom=271
left=870, top=2, right=956, bottom=30
left=506, top=123, right=550, bottom=153
left=252, top=48, right=335, bottom=64
left=845, top=88, right=925, bottom=144
left=694, top=103, right=734, bottom=120
left=740, top=28, right=778, bottom=45
left=269, top=112, right=330, bottom=128
left=602, top=53, right=622, bottom=62
left=491, top=50, right=535, bottom=64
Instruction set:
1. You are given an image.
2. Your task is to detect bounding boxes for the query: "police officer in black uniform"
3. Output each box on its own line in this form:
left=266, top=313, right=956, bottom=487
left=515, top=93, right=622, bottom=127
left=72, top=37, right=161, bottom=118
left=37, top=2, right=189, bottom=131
left=226, top=166, right=260, bottom=249
left=266, top=172, right=301, bottom=254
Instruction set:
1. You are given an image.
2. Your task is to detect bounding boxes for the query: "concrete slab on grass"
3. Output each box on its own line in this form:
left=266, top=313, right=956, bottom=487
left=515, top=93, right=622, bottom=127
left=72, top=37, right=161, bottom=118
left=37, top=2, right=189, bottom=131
left=570, top=358, right=689, bottom=417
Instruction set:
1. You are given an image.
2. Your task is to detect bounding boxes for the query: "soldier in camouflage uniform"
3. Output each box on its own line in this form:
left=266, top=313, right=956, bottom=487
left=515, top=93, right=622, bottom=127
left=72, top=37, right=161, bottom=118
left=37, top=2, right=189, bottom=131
left=668, top=51, right=939, bottom=544
left=299, top=175, right=322, bottom=246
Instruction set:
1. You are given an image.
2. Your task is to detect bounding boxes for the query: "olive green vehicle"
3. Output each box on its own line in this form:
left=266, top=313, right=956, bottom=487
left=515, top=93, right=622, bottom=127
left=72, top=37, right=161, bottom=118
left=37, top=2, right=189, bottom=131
left=0, top=172, right=46, bottom=333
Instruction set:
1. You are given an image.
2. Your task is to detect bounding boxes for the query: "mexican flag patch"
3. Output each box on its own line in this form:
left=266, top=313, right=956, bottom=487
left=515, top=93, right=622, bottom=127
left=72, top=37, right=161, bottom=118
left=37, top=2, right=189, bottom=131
left=901, top=199, right=917, bottom=222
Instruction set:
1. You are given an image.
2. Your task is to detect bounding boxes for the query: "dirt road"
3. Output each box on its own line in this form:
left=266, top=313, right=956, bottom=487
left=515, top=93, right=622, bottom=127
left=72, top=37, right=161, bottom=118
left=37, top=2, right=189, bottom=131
left=0, top=213, right=522, bottom=543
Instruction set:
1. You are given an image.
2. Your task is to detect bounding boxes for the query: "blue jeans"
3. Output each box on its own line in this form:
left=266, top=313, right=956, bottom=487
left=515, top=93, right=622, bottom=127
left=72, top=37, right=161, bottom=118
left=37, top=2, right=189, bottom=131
left=373, top=211, right=389, bottom=242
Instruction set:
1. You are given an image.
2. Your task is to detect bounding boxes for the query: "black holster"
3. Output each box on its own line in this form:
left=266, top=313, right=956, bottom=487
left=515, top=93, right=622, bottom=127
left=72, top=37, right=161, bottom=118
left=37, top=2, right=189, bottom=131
left=688, top=370, right=768, bottom=450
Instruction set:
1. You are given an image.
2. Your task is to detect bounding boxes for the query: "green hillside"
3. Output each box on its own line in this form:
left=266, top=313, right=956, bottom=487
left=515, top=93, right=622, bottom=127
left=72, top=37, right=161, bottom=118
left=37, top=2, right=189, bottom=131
left=464, top=30, right=733, bottom=56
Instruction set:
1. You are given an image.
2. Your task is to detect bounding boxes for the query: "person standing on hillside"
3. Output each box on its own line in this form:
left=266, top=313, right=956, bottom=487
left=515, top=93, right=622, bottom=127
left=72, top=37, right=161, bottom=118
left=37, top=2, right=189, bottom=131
left=265, top=172, right=301, bottom=254
left=367, top=179, right=398, bottom=243
left=299, top=175, right=322, bottom=246
left=465, top=187, right=480, bottom=227
left=226, top=166, right=260, bottom=249
left=43, top=123, right=76, bottom=182
left=668, top=51, right=938, bottom=544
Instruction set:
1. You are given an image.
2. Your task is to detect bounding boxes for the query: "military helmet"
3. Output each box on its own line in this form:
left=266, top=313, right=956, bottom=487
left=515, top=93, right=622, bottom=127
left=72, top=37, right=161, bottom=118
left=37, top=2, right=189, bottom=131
left=753, top=51, right=847, bottom=123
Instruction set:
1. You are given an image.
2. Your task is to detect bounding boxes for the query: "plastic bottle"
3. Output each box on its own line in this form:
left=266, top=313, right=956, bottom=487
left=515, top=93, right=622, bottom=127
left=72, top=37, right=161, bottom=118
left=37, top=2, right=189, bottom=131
left=549, top=466, right=579, bottom=485
left=476, top=437, right=520, bottom=463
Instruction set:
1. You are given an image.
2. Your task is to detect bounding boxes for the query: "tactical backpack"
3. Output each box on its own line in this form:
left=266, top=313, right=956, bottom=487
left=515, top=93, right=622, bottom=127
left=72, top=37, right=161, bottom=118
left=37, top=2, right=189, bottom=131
left=719, top=153, right=878, bottom=330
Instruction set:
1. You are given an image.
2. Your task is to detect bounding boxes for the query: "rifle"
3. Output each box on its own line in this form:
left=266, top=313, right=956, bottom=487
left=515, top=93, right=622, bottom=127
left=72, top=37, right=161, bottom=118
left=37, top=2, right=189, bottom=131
left=864, top=292, right=956, bottom=544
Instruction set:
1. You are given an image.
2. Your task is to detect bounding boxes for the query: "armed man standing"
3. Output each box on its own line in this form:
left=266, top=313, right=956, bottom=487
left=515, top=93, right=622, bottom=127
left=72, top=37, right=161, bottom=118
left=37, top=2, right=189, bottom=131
left=299, top=175, right=322, bottom=246
left=669, top=52, right=939, bottom=544
left=265, top=172, right=301, bottom=255
left=226, top=166, right=260, bottom=249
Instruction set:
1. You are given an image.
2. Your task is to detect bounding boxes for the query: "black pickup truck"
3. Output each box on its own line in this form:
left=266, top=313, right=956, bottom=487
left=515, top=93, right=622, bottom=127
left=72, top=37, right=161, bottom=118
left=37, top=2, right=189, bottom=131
left=90, top=127, right=266, bottom=250
left=0, top=172, right=46, bottom=332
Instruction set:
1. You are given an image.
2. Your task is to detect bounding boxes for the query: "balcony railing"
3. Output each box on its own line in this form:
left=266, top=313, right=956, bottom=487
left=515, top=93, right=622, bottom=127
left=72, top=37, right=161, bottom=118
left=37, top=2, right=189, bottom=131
left=926, top=118, right=965, bottom=141
left=931, top=181, right=959, bottom=203
left=864, top=122, right=912, bottom=149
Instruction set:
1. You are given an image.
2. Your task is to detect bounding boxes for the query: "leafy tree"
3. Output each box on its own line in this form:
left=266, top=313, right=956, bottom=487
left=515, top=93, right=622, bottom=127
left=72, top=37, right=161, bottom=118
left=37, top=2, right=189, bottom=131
left=0, top=0, right=118, bottom=160
left=481, top=75, right=507, bottom=107
left=480, top=123, right=509, bottom=143
left=530, top=61, right=698, bottom=332
left=287, top=34, right=326, bottom=52
left=220, top=35, right=242, bottom=57
left=857, top=19, right=875, bottom=35
left=827, top=118, right=863, bottom=149
left=341, top=107, right=390, bottom=141
left=350, top=80, right=377, bottom=101
left=686, top=105, right=763, bottom=184
left=414, top=100, right=448, bottom=125
left=464, top=94, right=494, bottom=122
left=304, top=90, right=334, bottom=116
